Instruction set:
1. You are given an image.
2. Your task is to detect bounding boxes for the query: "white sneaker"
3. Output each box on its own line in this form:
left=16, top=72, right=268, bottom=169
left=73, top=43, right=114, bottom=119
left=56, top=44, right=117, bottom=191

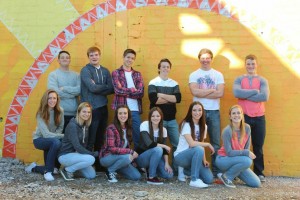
left=25, top=162, right=37, bottom=173
left=178, top=167, right=186, bottom=182
left=44, top=172, right=55, bottom=181
left=189, top=179, right=208, bottom=188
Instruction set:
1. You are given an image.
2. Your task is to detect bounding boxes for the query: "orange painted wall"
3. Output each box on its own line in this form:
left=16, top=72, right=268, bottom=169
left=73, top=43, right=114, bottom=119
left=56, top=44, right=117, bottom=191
left=1, top=1, right=299, bottom=176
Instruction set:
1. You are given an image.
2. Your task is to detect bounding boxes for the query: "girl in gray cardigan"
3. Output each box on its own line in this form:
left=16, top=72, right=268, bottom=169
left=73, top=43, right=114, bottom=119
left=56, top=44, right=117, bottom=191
left=25, top=89, right=64, bottom=181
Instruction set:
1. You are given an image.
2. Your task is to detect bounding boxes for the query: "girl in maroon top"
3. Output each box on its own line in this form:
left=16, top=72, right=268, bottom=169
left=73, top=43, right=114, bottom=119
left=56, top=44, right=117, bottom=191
left=99, top=105, right=141, bottom=183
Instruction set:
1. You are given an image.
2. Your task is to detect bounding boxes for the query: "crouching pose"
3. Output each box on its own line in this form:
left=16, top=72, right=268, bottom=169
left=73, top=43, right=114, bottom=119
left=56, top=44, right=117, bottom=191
left=136, top=107, right=174, bottom=185
left=174, top=102, right=214, bottom=188
left=58, top=102, right=97, bottom=181
left=216, top=105, right=261, bottom=188
left=25, top=89, right=64, bottom=181
left=99, top=105, right=141, bottom=183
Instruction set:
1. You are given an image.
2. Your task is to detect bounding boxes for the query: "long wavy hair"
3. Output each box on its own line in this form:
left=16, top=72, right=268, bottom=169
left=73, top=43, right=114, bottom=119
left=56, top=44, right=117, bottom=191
left=179, top=101, right=206, bottom=142
left=228, top=105, right=246, bottom=144
left=148, top=107, right=164, bottom=142
left=36, top=89, right=62, bottom=126
left=113, top=105, right=132, bottom=143
left=76, top=102, right=92, bottom=127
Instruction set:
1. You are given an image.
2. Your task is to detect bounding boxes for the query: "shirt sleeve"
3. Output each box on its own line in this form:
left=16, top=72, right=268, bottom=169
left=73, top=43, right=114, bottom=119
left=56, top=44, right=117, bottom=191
left=233, top=76, right=258, bottom=99
left=47, top=72, right=74, bottom=99
left=247, top=77, right=270, bottom=102
left=36, top=114, right=64, bottom=139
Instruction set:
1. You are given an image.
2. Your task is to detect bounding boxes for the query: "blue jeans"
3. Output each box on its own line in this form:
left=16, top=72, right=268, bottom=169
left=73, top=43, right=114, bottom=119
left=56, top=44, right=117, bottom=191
left=244, top=114, right=266, bottom=176
left=205, top=110, right=221, bottom=175
left=58, top=153, right=96, bottom=179
left=163, top=120, right=179, bottom=171
left=33, top=137, right=61, bottom=174
left=136, top=147, right=163, bottom=178
left=157, top=157, right=174, bottom=179
left=174, top=146, right=213, bottom=183
left=131, top=111, right=141, bottom=150
left=100, top=154, right=141, bottom=181
left=216, top=155, right=261, bottom=187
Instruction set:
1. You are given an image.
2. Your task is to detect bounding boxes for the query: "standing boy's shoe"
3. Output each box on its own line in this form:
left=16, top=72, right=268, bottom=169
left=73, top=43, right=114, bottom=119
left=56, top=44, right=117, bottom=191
left=105, top=171, right=118, bottom=183
left=218, top=173, right=236, bottom=188
left=60, top=168, right=74, bottom=181
left=258, top=175, right=266, bottom=182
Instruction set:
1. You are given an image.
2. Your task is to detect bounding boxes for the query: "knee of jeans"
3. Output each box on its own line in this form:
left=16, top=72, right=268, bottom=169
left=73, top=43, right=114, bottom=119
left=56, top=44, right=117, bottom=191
left=52, top=139, right=62, bottom=149
left=249, top=179, right=261, bottom=188
left=193, top=146, right=204, bottom=155
left=86, top=171, right=96, bottom=180
left=131, top=172, right=142, bottom=181
left=243, top=157, right=253, bottom=167
left=153, top=146, right=163, bottom=155
left=86, top=155, right=95, bottom=166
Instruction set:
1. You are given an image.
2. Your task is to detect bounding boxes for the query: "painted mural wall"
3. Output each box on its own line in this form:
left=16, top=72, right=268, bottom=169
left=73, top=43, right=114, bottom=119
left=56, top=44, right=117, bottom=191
left=0, top=0, right=299, bottom=176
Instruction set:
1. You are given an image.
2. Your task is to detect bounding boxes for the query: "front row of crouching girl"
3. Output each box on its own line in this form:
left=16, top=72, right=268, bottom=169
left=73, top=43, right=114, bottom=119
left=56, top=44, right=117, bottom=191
left=99, top=105, right=141, bottom=183
left=25, top=89, right=64, bottom=181
left=216, top=105, right=261, bottom=188
left=58, top=102, right=97, bottom=181
left=135, top=107, right=174, bottom=185
left=174, top=101, right=214, bottom=188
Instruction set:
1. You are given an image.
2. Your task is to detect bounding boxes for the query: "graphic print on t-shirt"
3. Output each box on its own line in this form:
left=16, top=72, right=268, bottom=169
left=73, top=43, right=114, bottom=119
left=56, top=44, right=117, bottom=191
left=197, top=75, right=216, bottom=89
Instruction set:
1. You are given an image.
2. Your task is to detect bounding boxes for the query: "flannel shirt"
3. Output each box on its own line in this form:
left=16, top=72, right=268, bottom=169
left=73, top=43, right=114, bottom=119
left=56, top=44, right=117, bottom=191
left=111, top=66, right=144, bottom=113
left=99, top=124, right=134, bottom=158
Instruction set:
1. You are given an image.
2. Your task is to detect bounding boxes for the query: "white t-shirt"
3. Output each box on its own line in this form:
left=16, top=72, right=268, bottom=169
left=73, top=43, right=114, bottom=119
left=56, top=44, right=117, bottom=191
left=140, top=121, right=167, bottom=141
left=189, top=68, right=224, bottom=110
left=174, top=122, right=207, bottom=157
left=125, top=71, right=139, bottom=111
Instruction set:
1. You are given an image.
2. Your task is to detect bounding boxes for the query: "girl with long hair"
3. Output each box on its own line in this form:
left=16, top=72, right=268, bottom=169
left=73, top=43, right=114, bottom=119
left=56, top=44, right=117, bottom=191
left=99, top=105, right=141, bottom=183
left=174, top=102, right=214, bottom=188
left=25, top=89, right=64, bottom=181
left=216, top=105, right=261, bottom=188
left=58, top=102, right=97, bottom=181
left=136, top=107, right=173, bottom=185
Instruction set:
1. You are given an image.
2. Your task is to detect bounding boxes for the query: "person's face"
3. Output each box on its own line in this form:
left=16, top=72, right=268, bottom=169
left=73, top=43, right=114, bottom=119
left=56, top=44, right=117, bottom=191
left=230, top=107, right=243, bottom=124
left=123, top=53, right=136, bottom=68
left=79, top=106, right=91, bottom=121
left=192, top=104, right=203, bottom=122
left=117, top=108, right=129, bottom=124
left=88, top=51, right=100, bottom=66
left=245, top=59, right=257, bottom=75
left=151, top=111, right=162, bottom=126
left=48, top=92, right=58, bottom=108
left=58, top=53, right=70, bottom=68
left=199, top=53, right=212, bottom=69
left=159, top=62, right=171, bottom=77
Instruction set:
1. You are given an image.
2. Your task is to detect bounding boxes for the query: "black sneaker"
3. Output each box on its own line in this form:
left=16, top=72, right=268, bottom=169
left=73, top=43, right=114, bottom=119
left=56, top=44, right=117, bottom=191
left=147, top=177, right=163, bottom=185
left=218, top=173, right=236, bottom=188
left=105, top=171, right=118, bottom=183
left=60, top=168, right=74, bottom=181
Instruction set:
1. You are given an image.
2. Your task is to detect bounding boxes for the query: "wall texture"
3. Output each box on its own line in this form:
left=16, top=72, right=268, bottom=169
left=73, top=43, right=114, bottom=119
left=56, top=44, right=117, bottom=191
left=1, top=0, right=299, bottom=176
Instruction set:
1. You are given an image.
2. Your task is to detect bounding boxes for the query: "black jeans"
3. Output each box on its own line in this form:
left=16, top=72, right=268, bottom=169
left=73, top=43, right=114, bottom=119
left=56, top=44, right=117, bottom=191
left=244, top=114, right=266, bottom=176
left=63, top=115, right=74, bottom=134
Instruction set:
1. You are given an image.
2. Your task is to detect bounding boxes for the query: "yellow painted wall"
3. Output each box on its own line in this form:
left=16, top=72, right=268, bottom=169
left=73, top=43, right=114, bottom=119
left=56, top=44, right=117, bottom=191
left=1, top=1, right=299, bottom=176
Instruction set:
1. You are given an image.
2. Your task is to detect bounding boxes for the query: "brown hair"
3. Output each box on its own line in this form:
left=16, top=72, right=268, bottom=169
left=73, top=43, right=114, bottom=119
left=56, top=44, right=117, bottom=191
left=123, top=48, right=136, bottom=57
left=36, top=89, right=62, bottom=126
left=113, top=105, right=133, bottom=143
left=245, top=54, right=257, bottom=64
left=58, top=51, right=70, bottom=59
left=157, top=58, right=172, bottom=74
left=179, top=101, right=206, bottom=141
left=148, top=107, right=164, bottom=142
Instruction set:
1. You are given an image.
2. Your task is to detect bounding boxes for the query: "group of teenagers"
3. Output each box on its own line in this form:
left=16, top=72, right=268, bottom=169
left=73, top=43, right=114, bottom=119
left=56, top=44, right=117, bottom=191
left=25, top=46, right=270, bottom=189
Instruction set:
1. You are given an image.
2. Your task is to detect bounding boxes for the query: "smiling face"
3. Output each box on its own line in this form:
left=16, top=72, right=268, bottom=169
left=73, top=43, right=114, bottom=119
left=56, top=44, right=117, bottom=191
left=117, top=107, right=129, bottom=125
left=123, top=53, right=136, bottom=70
left=159, top=61, right=171, bottom=77
left=199, top=53, right=212, bottom=70
left=230, top=107, right=243, bottom=124
left=88, top=51, right=100, bottom=66
left=245, top=58, right=257, bottom=75
left=79, top=106, right=91, bottom=122
left=192, top=104, right=203, bottom=123
left=151, top=110, right=162, bottom=126
left=58, top=52, right=70, bottom=68
left=47, top=92, right=58, bottom=109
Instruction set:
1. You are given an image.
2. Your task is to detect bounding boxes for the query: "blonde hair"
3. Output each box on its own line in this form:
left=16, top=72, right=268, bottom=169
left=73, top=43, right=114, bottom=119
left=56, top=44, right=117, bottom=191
left=76, top=102, right=92, bottom=126
left=229, top=105, right=246, bottom=144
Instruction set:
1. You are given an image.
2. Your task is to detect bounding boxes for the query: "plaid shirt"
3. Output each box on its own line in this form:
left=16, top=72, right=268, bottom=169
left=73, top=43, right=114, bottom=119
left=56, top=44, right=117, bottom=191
left=111, top=66, right=144, bottom=113
left=99, top=124, right=133, bottom=158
